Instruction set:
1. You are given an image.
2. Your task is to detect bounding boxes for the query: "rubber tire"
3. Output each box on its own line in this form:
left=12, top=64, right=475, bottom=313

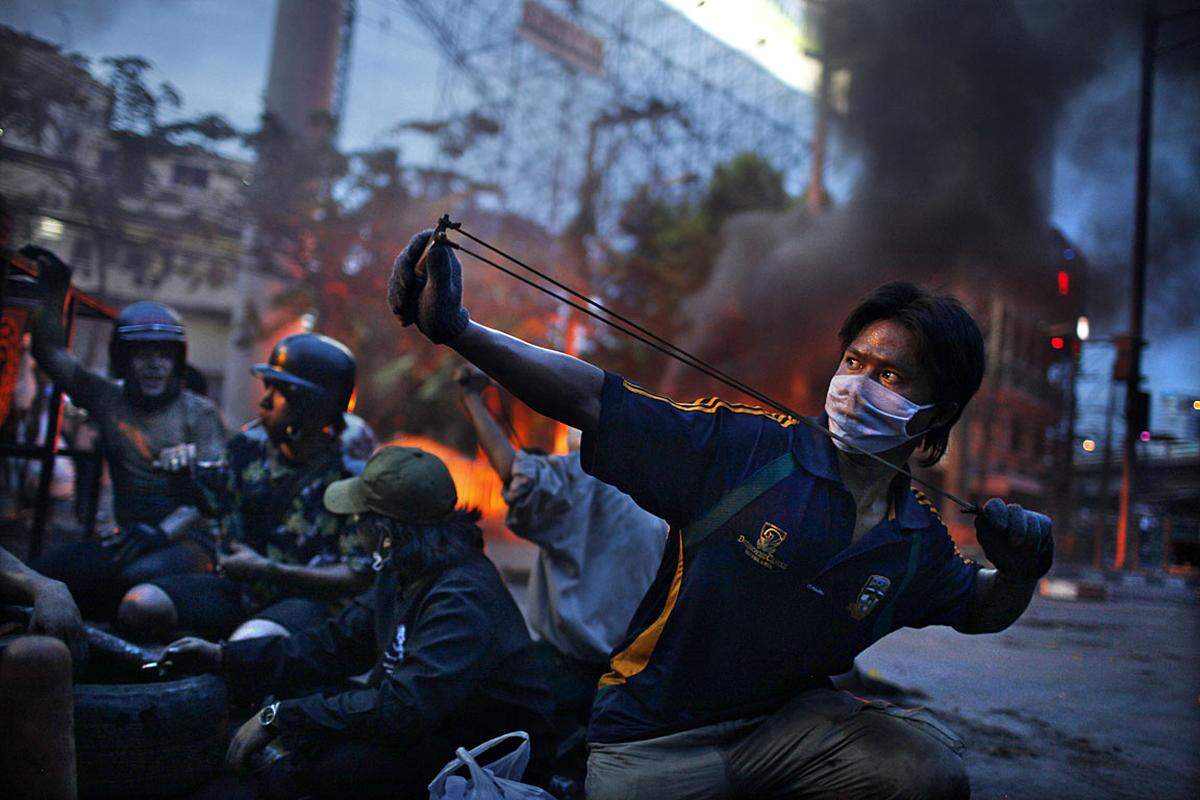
left=73, top=674, right=229, bottom=799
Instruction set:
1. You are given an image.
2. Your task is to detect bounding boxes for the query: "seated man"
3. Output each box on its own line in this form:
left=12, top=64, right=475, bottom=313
left=118, top=333, right=373, bottom=641
left=25, top=246, right=226, bottom=621
left=160, top=446, right=554, bottom=800
left=455, top=364, right=665, bottom=747
left=389, top=232, right=1055, bottom=800
left=0, top=545, right=86, bottom=800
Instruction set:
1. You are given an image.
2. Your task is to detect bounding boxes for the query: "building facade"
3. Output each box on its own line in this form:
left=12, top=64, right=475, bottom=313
left=0, top=26, right=249, bottom=415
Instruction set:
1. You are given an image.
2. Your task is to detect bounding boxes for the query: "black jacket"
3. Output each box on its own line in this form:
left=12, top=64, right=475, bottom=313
left=223, top=551, right=554, bottom=756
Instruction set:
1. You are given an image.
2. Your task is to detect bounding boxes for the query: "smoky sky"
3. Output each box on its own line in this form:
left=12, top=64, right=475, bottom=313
left=668, top=0, right=1199, bottom=407
left=2, top=0, right=1195, bottom=401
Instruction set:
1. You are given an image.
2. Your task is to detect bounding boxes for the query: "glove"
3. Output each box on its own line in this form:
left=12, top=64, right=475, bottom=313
left=974, top=498, right=1054, bottom=583
left=416, top=235, right=470, bottom=343
left=387, top=230, right=432, bottom=326
left=21, top=245, right=73, bottom=303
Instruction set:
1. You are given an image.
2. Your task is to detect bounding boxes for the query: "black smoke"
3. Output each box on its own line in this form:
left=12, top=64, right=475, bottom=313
left=668, top=0, right=1198, bottom=408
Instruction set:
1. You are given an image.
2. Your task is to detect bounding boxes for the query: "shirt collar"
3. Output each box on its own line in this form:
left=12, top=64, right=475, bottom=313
left=798, top=414, right=931, bottom=531
left=891, top=475, right=935, bottom=530
left=793, top=414, right=841, bottom=483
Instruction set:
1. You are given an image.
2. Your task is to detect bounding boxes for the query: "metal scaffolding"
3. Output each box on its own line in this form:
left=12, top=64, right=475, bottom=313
left=386, top=0, right=814, bottom=236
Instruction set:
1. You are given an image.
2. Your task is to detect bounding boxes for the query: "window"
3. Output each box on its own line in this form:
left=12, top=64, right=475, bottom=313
left=172, top=163, right=209, bottom=189
left=36, top=216, right=64, bottom=241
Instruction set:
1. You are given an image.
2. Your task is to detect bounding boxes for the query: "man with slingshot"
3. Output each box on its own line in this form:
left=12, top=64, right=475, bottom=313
left=388, top=224, right=1053, bottom=800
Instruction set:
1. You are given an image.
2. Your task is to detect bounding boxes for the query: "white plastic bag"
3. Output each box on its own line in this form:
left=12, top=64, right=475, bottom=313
left=428, top=730, right=556, bottom=800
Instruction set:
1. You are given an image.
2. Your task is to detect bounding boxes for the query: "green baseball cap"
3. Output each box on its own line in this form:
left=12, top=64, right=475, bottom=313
left=323, top=446, right=457, bottom=524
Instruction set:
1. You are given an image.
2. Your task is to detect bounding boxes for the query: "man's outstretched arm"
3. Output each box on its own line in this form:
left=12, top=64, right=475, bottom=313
left=0, top=545, right=87, bottom=666
left=455, top=365, right=518, bottom=483
left=217, top=542, right=372, bottom=596
left=960, top=568, right=1036, bottom=634
left=450, top=323, right=603, bottom=432
left=24, top=246, right=84, bottom=392
left=389, top=230, right=602, bottom=430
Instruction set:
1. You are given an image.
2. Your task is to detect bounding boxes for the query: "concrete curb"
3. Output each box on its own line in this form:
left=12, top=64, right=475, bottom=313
left=1039, top=570, right=1199, bottom=603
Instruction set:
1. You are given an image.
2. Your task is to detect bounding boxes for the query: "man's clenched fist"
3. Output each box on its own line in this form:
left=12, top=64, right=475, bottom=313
left=388, top=230, right=433, bottom=325
left=974, top=498, right=1053, bottom=583
left=387, top=229, right=470, bottom=343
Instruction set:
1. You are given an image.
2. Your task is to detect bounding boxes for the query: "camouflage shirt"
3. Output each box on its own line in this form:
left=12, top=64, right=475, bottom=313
left=200, top=425, right=371, bottom=607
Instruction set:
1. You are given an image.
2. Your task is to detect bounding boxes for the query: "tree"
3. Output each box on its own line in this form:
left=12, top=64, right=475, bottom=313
left=592, top=151, right=791, bottom=382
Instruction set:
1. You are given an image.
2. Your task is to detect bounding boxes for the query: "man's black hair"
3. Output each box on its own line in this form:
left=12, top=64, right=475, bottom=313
left=837, top=282, right=985, bottom=467
left=361, top=507, right=483, bottom=582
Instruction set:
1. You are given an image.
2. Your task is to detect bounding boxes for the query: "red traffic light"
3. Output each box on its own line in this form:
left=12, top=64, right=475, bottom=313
left=1051, top=336, right=1065, bottom=350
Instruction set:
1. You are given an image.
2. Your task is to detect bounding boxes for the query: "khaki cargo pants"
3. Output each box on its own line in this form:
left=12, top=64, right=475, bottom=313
left=587, top=688, right=969, bottom=800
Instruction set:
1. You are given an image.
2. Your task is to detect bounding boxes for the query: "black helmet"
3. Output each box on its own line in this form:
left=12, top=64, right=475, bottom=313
left=252, top=333, right=356, bottom=425
left=109, top=301, right=187, bottom=381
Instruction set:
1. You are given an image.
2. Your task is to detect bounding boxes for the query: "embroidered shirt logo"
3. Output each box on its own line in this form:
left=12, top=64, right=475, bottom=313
left=738, top=522, right=790, bottom=570
left=848, top=575, right=892, bottom=620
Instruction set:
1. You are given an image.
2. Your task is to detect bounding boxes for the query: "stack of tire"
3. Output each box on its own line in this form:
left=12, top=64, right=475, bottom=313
left=75, top=675, right=228, bottom=798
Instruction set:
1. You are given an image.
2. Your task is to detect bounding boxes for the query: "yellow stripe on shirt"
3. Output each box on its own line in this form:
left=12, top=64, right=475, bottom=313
left=621, top=381, right=799, bottom=428
left=599, top=532, right=685, bottom=688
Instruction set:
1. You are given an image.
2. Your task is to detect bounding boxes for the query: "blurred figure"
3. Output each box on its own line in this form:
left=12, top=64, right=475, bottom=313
left=455, top=364, right=665, bottom=768
left=161, top=446, right=554, bottom=800
left=0, top=544, right=86, bottom=800
left=120, top=333, right=372, bottom=642
left=0, top=334, right=76, bottom=541
left=24, top=246, right=225, bottom=621
left=339, top=410, right=378, bottom=472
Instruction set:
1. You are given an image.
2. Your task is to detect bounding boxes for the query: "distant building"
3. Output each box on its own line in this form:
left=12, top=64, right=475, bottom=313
left=1154, top=392, right=1200, bottom=443
left=922, top=228, right=1087, bottom=554
left=0, top=25, right=249, bottom=414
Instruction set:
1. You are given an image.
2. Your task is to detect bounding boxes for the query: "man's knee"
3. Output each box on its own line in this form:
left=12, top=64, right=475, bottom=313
left=858, top=705, right=970, bottom=800
left=0, top=635, right=73, bottom=692
left=906, top=748, right=969, bottom=800
left=117, top=583, right=178, bottom=641
left=230, top=618, right=291, bottom=641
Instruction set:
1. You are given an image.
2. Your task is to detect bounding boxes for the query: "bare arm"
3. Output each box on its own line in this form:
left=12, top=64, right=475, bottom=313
left=0, top=546, right=87, bottom=665
left=28, top=253, right=83, bottom=392
left=455, top=367, right=517, bottom=484
left=959, top=568, right=1036, bottom=634
left=264, top=562, right=373, bottom=595
left=0, top=545, right=58, bottom=603
left=218, top=543, right=372, bottom=596
left=448, top=321, right=604, bottom=432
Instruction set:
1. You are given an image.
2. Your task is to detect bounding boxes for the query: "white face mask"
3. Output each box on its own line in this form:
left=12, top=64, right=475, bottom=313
left=824, top=373, right=935, bottom=454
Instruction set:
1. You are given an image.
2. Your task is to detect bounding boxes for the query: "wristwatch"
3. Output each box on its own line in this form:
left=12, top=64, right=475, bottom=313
left=258, top=701, right=280, bottom=732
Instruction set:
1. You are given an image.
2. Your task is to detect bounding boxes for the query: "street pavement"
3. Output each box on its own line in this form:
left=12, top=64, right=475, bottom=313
left=855, top=591, right=1200, bottom=800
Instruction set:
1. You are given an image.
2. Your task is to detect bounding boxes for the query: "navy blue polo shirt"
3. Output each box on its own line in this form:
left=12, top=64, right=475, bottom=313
left=581, top=372, right=982, bottom=744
